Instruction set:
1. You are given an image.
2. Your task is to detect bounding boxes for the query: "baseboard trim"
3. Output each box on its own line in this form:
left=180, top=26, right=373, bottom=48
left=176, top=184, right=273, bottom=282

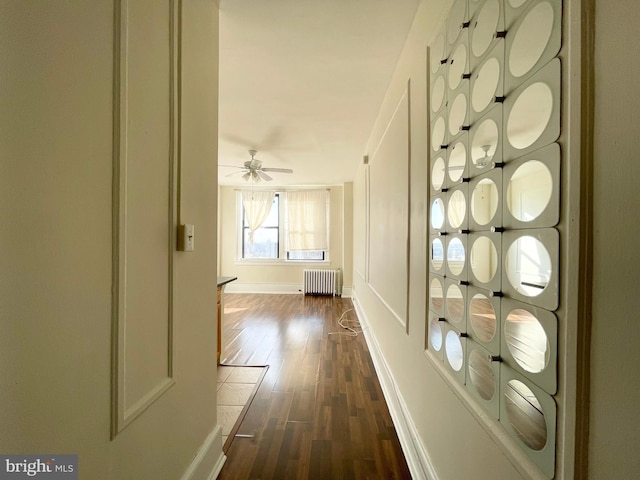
left=223, top=283, right=353, bottom=298
left=223, top=283, right=301, bottom=294
left=180, top=425, right=226, bottom=480
left=352, top=294, right=438, bottom=480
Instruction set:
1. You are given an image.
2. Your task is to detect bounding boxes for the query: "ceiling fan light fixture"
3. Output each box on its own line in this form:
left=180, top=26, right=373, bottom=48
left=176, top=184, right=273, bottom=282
left=225, top=149, right=294, bottom=182
left=477, top=144, right=494, bottom=167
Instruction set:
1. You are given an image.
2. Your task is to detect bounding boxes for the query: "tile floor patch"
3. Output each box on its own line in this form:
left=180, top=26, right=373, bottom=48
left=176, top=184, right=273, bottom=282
left=217, top=383, right=256, bottom=406
left=217, top=405, right=245, bottom=435
left=217, top=366, right=235, bottom=383
left=227, top=367, right=265, bottom=383
left=216, top=364, right=267, bottom=453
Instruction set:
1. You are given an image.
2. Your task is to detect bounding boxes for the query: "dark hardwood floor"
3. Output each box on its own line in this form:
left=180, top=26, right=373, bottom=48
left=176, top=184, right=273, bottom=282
left=217, top=293, right=412, bottom=480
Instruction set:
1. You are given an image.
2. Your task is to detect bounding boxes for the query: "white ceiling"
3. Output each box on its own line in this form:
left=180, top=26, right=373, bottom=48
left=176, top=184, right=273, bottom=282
left=218, top=0, right=420, bottom=186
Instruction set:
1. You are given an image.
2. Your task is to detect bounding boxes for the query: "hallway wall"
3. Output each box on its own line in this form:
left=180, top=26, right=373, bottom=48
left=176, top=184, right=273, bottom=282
left=351, top=0, right=595, bottom=479
left=589, top=0, right=640, bottom=477
left=0, top=1, right=222, bottom=478
left=353, top=1, right=526, bottom=478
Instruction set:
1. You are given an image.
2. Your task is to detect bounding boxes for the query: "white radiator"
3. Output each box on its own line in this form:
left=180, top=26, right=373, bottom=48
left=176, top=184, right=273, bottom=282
left=303, top=269, right=341, bottom=296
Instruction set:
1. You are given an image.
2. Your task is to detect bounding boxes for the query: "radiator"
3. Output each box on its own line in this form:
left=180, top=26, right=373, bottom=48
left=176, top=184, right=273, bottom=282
left=303, top=269, right=341, bottom=296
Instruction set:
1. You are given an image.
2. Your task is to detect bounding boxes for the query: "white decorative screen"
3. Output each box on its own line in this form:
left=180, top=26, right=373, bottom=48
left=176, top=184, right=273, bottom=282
left=427, top=0, right=562, bottom=476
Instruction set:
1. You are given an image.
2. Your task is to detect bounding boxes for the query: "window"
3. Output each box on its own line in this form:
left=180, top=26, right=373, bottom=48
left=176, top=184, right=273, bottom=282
left=287, top=250, right=325, bottom=261
left=239, top=190, right=329, bottom=262
left=242, top=194, right=279, bottom=259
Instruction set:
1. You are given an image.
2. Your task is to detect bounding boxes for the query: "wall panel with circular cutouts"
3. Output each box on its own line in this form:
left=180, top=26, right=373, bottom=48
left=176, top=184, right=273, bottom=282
left=427, top=0, right=562, bottom=477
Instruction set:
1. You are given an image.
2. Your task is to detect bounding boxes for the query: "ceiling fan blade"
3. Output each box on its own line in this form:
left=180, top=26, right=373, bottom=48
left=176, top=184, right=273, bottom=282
left=219, top=132, right=258, bottom=148
left=261, top=167, right=293, bottom=173
left=219, top=164, right=244, bottom=169
left=226, top=170, right=248, bottom=177
left=225, top=150, right=291, bottom=183
left=257, top=170, right=273, bottom=181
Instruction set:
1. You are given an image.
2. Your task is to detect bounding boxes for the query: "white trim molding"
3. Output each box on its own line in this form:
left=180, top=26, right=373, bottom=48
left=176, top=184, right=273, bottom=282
left=179, top=425, right=226, bottom=480
left=352, top=294, right=439, bottom=480
left=111, top=0, right=179, bottom=437
left=224, top=283, right=302, bottom=295
left=223, top=282, right=353, bottom=297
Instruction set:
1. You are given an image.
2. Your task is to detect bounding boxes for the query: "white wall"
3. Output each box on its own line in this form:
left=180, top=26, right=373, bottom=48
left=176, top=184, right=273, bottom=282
left=353, top=0, right=523, bottom=478
left=342, top=182, right=354, bottom=290
left=0, top=1, right=222, bottom=478
left=218, top=185, right=351, bottom=294
left=352, top=0, right=588, bottom=479
left=590, top=0, right=640, bottom=478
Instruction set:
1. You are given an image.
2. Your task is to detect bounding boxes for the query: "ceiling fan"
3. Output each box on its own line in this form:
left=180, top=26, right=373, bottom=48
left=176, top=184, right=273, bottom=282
left=447, top=144, right=494, bottom=172
left=221, top=149, right=293, bottom=182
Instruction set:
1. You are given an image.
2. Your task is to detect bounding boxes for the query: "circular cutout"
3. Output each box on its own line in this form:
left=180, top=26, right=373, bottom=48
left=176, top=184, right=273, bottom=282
left=469, top=293, right=496, bottom=342
left=448, top=142, right=466, bottom=182
left=472, top=57, right=500, bottom=113
left=430, top=277, right=443, bottom=313
left=430, top=317, right=443, bottom=351
left=505, top=236, right=552, bottom=296
left=432, top=75, right=445, bottom=112
left=506, top=82, right=553, bottom=150
left=508, top=0, right=527, bottom=7
left=509, top=2, right=554, bottom=78
left=431, top=198, right=445, bottom=230
left=432, top=156, right=446, bottom=190
left=430, top=33, right=446, bottom=74
left=507, top=160, right=553, bottom=222
left=470, top=236, right=498, bottom=283
left=505, top=380, right=547, bottom=450
left=445, top=330, right=464, bottom=371
left=432, top=116, right=446, bottom=151
left=448, top=43, right=467, bottom=90
left=505, top=309, right=549, bottom=373
left=471, top=178, right=499, bottom=225
left=431, top=238, right=445, bottom=271
left=471, top=118, right=498, bottom=168
left=472, top=0, right=500, bottom=58
left=469, top=349, right=495, bottom=400
left=447, top=190, right=466, bottom=229
left=447, top=237, right=466, bottom=276
left=449, top=93, right=468, bottom=135
left=446, top=284, right=465, bottom=324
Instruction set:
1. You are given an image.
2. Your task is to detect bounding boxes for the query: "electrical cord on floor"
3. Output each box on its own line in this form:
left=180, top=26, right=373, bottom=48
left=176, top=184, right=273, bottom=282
left=328, top=308, right=364, bottom=337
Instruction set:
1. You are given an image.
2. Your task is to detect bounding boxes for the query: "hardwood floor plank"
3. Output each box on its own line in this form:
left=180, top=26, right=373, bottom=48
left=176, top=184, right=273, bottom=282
left=218, top=294, right=411, bottom=479
left=250, top=418, right=286, bottom=480
left=273, top=421, right=312, bottom=478
left=309, top=440, right=332, bottom=480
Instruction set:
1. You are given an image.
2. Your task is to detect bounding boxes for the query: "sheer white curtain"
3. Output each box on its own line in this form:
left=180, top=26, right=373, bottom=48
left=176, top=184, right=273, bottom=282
left=285, top=189, right=328, bottom=251
left=241, top=190, right=275, bottom=243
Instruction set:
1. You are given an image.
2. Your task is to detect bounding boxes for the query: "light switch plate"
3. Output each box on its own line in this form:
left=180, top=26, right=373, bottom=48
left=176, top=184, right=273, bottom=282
left=177, top=224, right=194, bottom=252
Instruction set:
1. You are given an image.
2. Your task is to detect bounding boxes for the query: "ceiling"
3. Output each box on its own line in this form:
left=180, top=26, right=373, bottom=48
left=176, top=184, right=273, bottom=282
left=218, top=0, right=420, bottom=187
